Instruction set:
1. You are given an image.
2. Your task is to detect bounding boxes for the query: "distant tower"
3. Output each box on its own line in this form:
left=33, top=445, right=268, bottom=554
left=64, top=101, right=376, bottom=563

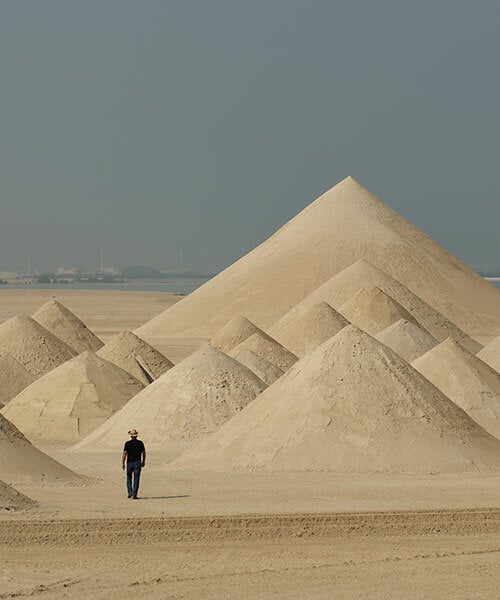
left=27, top=255, right=31, bottom=276
left=100, top=248, right=104, bottom=273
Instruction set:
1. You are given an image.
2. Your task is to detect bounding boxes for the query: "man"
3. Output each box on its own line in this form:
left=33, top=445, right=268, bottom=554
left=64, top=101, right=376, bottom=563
left=122, top=429, right=146, bottom=499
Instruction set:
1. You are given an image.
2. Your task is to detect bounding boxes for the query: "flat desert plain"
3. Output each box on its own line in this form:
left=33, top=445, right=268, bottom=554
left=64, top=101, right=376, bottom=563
left=1, top=289, right=499, bottom=600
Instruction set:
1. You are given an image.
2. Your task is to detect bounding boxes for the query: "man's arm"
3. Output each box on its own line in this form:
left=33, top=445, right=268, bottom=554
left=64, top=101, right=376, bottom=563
left=141, top=446, right=146, bottom=468
left=121, top=450, right=127, bottom=470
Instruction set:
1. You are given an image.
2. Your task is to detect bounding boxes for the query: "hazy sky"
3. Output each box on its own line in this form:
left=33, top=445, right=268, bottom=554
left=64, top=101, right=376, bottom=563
left=1, top=1, right=499, bottom=273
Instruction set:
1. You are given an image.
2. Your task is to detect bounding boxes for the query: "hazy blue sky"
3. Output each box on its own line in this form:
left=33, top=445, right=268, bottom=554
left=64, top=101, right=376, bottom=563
left=1, top=1, right=499, bottom=273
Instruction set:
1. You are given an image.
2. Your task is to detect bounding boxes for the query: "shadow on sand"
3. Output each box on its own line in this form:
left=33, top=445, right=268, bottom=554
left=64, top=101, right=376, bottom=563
left=138, top=495, right=190, bottom=500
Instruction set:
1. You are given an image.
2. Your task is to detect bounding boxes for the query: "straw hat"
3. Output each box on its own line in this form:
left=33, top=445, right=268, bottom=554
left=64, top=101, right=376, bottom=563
left=128, top=429, right=138, bottom=437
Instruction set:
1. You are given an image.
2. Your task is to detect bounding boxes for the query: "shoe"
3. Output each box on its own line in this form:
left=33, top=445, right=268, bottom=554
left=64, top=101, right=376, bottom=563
left=132, top=496, right=138, bottom=499
left=127, top=494, right=132, bottom=498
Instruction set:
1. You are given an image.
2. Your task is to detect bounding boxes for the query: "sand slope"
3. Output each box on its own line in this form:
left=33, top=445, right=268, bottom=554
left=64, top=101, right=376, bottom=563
left=412, top=339, right=500, bottom=439
left=0, top=353, right=36, bottom=406
left=268, top=301, right=348, bottom=357
left=135, top=177, right=500, bottom=341
left=477, top=336, right=500, bottom=373
left=172, top=327, right=500, bottom=473
left=230, top=348, right=284, bottom=385
left=210, top=316, right=262, bottom=353
left=375, top=319, right=438, bottom=363
left=32, top=299, right=103, bottom=354
left=96, top=331, right=173, bottom=385
left=231, top=331, right=298, bottom=372
left=2, top=352, right=144, bottom=444
left=0, top=480, right=35, bottom=511
left=72, top=344, right=267, bottom=451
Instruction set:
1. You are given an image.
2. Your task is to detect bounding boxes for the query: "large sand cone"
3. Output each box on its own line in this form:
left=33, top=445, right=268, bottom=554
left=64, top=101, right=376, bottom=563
left=96, top=331, right=173, bottom=386
left=72, top=343, right=267, bottom=452
left=231, top=331, right=298, bottom=372
left=375, top=319, right=438, bottom=363
left=230, top=348, right=284, bottom=386
left=0, top=353, right=36, bottom=406
left=210, top=316, right=262, bottom=353
left=2, top=352, right=144, bottom=444
left=135, top=177, right=500, bottom=342
left=0, top=413, right=81, bottom=485
left=0, top=480, right=35, bottom=512
left=32, top=299, right=103, bottom=354
left=268, top=301, right=349, bottom=357
left=0, top=315, right=76, bottom=377
left=274, top=260, right=482, bottom=354
left=412, top=339, right=500, bottom=440
left=477, top=337, right=500, bottom=373
left=171, top=326, right=500, bottom=473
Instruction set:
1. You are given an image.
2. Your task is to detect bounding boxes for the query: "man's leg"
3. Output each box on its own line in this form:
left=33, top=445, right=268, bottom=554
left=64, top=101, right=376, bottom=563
left=126, top=463, right=134, bottom=497
left=132, top=462, right=142, bottom=498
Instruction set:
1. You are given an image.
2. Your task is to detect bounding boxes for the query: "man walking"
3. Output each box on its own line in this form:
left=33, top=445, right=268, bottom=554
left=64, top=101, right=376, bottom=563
left=122, top=429, right=146, bottom=499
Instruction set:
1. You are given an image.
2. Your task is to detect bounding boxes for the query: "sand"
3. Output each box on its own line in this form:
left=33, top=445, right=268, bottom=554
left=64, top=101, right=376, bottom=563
left=210, top=315, right=262, bottom=352
left=0, top=479, right=35, bottom=512
left=478, top=335, right=500, bottom=373
left=0, top=352, right=36, bottom=406
left=375, top=318, right=438, bottom=362
left=231, top=330, right=298, bottom=372
left=2, top=351, right=144, bottom=444
left=412, top=338, right=500, bottom=439
left=230, top=347, right=284, bottom=385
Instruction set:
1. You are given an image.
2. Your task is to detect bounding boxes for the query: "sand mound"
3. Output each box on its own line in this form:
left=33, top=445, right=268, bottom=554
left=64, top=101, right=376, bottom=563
left=230, top=347, right=284, bottom=385
left=172, top=326, right=500, bottom=473
left=96, top=331, right=173, bottom=385
left=375, top=319, right=438, bottom=363
left=135, top=177, right=500, bottom=342
left=338, top=287, right=417, bottom=335
left=72, top=343, right=267, bottom=451
left=0, top=413, right=80, bottom=485
left=0, top=315, right=76, bottom=377
left=2, top=352, right=144, bottom=444
left=231, top=331, right=298, bottom=372
left=268, top=301, right=349, bottom=357
left=0, top=353, right=36, bottom=406
left=210, top=316, right=262, bottom=353
left=0, top=480, right=35, bottom=512
left=275, top=260, right=482, bottom=354
left=32, top=299, right=103, bottom=354
left=412, top=339, right=500, bottom=439
left=477, top=336, right=500, bottom=373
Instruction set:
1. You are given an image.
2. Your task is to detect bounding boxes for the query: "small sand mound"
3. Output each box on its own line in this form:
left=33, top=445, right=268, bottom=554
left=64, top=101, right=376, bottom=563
left=96, top=331, right=173, bottom=385
left=375, top=319, right=438, bottom=362
left=0, top=480, right=35, bottom=512
left=172, top=326, right=500, bottom=473
left=231, top=331, right=298, bottom=372
left=0, top=315, right=75, bottom=377
left=268, top=301, right=349, bottom=357
left=0, top=353, right=36, bottom=406
left=230, top=347, right=284, bottom=385
left=477, top=336, right=500, bottom=373
left=210, top=316, right=262, bottom=353
left=0, top=413, right=80, bottom=485
left=412, top=339, right=500, bottom=439
left=32, top=299, right=103, bottom=354
left=72, top=343, right=267, bottom=451
left=2, top=351, right=143, bottom=444
left=338, top=287, right=418, bottom=335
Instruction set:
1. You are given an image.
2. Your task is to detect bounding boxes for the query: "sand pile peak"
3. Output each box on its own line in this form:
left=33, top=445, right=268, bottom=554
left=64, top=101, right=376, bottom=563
left=268, top=301, right=349, bottom=357
left=412, top=338, right=500, bottom=439
left=375, top=319, right=438, bottom=362
left=0, top=480, right=35, bottom=512
left=72, top=343, right=267, bottom=452
left=0, top=413, right=80, bottom=485
left=0, top=315, right=76, bottom=376
left=0, top=353, right=36, bottom=406
left=96, top=331, right=173, bottom=385
left=231, top=331, right=298, bottom=372
left=210, top=316, right=262, bottom=353
left=32, top=299, right=103, bottom=354
left=477, top=336, right=500, bottom=373
left=2, top=351, right=144, bottom=444
left=172, top=326, right=500, bottom=473
left=230, top=347, right=284, bottom=385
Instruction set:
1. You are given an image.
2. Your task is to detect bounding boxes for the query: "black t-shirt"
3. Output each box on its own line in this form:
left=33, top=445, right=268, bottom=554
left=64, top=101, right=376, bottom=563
left=123, top=439, right=145, bottom=463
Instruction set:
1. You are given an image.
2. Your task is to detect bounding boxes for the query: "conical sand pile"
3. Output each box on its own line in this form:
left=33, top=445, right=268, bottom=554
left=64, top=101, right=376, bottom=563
left=231, top=331, right=298, bottom=372
left=477, top=336, right=500, bottom=373
left=0, top=413, right=80, bottom=485
left=338, top=286, right=418, bottom=335
left=0, top=480, right=35, bottom=512
left=172, top=326, right=500, bottom=473
left=0, top=315, right=76, bottom=377
left=2, top=352, right=144, bottom=444
left=268, top=301, right=349, bottom=357
left=275, top=260, right=482, bottom=354
left=210, top=316, right=262, bottom=353
left=32, top=299, right=103, bottom=354
left=0, top=353, right=36, bottom=406
left=412, top=339, right=500, bottom=439
left=72, top=343, right=267, bottom=451
left=96, top=331, right=173, bottom=385
left=375, top=319, right=438, bottom=363
left=230, top=347, right=284, bottom=385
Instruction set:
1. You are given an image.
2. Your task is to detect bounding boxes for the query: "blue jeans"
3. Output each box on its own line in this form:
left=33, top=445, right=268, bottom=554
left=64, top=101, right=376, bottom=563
left=126, top=461, right=142, bottom=497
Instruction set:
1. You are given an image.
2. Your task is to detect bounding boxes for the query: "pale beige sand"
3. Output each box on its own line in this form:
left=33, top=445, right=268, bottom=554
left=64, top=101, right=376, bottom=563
left=230, top=347, right=284, bottom=385
left=2, top=352, right=144, bottom=444
left=0, top=353, right=36, bottom=406
left=231, top=330, right=298, bottom=371
left=375, top=318, right=438, bottom=363
left=210, top=315, right=261, bottom=352
left=478, top=335, right=500, bottom=372
left=0, top=479, right=35, bottom=511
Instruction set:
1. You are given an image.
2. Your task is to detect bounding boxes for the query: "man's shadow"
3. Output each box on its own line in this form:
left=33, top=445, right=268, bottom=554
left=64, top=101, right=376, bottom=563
left=139, top=495, right=190, bottom=500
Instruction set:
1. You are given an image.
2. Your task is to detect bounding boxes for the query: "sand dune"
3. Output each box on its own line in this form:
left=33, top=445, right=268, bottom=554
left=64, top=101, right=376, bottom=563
left=0, top=480, right=35, bottom=511
left=375, top=319, right=438, bottom=363
left=210, top=316, right=262, bottom=353
left=0, top=353, right=36, bottom=406
left=477, top=336, right=500, bottom=373
left=230, top=347, right=284, bottom=385
left=231, top=331, right=297, bottom=372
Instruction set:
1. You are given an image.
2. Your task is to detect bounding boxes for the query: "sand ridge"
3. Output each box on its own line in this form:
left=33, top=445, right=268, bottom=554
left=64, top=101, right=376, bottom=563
left=477, top=335, right=500, bottom=373
left=0, top=480, right=35, bottom=512
left=375, top=318, right=438, bottom=363
left=210, top=316, right=262, bottom=353
left=230, top=347, right=284, bottom=385
left=0, top=353, right=36, bottom=406
left=231, top=331, right=298, bottom=372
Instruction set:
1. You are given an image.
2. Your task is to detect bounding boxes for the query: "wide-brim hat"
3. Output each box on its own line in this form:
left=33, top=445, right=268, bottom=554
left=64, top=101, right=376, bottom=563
left=128, top=429, right=138, bottom=436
